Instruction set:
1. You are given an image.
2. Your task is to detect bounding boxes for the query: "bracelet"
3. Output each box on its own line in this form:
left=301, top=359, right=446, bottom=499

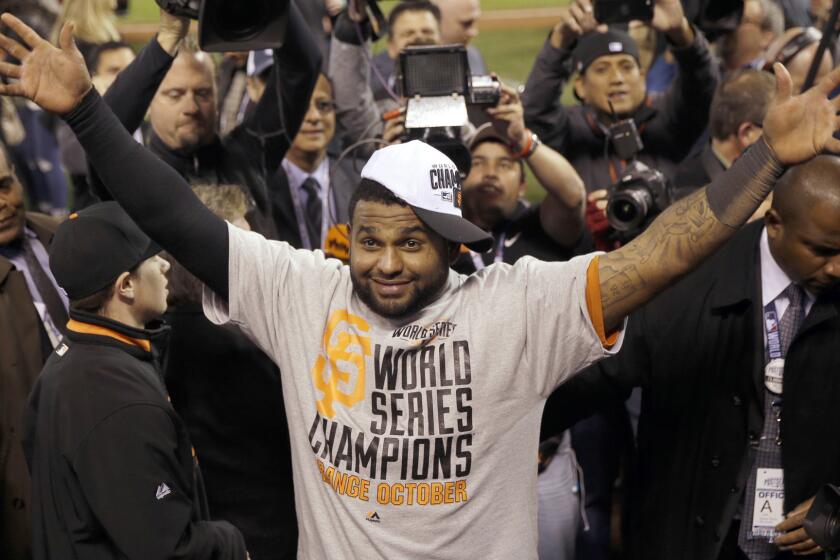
left=513, top=130, right=541, bottom=159
left=513, top=130, right=542, bottom=159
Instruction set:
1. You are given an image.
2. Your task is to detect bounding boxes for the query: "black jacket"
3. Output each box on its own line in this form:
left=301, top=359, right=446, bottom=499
left=522, top=28, right=718, bottom=192
left=543, top=221, right=840, bottom=560
left=270, top=154, right=361, bottom=252
left=23, top=310, right=247, bottom=560
left=452, top=202, right=593, bottom=274
left=92, top=2, right=321, bottom=239
left=163, top=304, right=297, bottom=560
left=672, top=142, right=727, bottom=199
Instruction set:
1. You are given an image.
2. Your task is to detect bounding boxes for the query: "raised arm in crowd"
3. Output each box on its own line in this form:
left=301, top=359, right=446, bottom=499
left=89, top=3, right=321, bottom=238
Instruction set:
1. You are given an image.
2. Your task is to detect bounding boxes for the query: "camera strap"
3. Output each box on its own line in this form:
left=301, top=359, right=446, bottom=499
left=470, top=225, right=509, bottom=271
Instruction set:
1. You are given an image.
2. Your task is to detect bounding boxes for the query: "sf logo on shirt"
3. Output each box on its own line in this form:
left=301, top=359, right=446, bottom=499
left=312, top=309, right=372, bottom=418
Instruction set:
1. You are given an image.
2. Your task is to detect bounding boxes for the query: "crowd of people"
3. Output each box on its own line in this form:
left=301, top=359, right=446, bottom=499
left=1, top=0, right=839, bottom=559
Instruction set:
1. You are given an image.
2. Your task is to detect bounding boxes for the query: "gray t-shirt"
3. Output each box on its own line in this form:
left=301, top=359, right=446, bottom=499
left=203, top=224, right=625, bottom=559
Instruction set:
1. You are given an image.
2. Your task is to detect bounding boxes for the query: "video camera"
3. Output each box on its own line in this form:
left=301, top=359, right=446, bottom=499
left=397, top=45, right=501, bottom=175
left=604, top=118, right=673, bottom=240
left=154, top=0, right=288, bottom=52
left=804, top=484, right=840, bottom=552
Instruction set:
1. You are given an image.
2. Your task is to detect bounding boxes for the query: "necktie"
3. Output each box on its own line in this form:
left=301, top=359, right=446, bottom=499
left=738, top=284, right=807, bottom=559
left=301, top=177, right=323, bottom=250
left=22, top=237, right=68, bottom=338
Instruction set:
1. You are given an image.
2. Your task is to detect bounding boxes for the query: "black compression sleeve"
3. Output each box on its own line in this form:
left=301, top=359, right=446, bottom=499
left=64, top=89, right=230, bottom=297
left=103, top=36, right=174, bottom=133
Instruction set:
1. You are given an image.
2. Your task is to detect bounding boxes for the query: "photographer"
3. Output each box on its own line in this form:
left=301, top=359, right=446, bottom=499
left=330, top=0, right=443, bottom=151
left=367, top=1, right=442, bottom=103
left=522, top=0, right=718, bottom=193
left=90, top=2, right=321, bottom=239
left=454, top=83, right=588, bottom=274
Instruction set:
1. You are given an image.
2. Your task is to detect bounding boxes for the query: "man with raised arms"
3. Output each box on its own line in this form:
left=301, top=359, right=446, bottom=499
left=3, top=13, right=840, bottom=560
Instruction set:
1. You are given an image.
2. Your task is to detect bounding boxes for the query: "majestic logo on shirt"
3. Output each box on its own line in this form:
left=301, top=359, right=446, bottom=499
left=312, top=309, right=372, bottom=419
left=366, top=511, right=381, bottom=523
left=155, top=483, right=172, bottom=500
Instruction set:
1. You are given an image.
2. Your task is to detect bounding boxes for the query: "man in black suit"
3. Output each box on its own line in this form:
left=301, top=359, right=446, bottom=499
left=274, top=73, right=360, bottom=260
left=544, top=155, right=840, bottom=560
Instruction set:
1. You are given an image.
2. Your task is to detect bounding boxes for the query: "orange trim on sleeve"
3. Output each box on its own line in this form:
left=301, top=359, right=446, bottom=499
left=585, top=257, right=620, bottom=348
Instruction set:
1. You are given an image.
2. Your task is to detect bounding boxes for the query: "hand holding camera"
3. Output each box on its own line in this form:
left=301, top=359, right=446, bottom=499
left=550, top=0, right=692, bottom=51
left=485, top=82, right=529, bottom=153
left=157, top=6, right=191, bottom=55
left=550, top=0, right=600, bottom=50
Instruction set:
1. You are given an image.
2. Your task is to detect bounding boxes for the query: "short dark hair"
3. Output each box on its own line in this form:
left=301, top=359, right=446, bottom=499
left=69, top=284, right=116, bottom=314
left=709, top=69, right=776, bottom=141
left=388, top=0, right=442, bottom=37
left=88, top=41, right=132, bottom=75
left=470, top=138, right=527, bottom=184
left=348, top=179, right=408, bottom=223
left=69, top=261, right=140, bottom=314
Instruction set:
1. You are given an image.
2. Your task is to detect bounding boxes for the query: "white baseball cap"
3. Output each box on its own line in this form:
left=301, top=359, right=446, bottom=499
left=361, top=140, right=493, bottom=252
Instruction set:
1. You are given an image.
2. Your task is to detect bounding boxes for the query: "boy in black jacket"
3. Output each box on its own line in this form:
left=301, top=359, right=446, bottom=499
left=23, top=202, right=248, bottom=559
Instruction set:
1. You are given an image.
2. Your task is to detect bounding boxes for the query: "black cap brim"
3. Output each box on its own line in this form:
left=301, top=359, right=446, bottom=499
left=411, top=206, right=494, bottom=253
left=140, top=239, right=162, bottom=263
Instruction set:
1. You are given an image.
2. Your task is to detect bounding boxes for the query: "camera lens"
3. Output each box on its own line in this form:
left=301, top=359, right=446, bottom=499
left=607, top=187, right=652, bottom=232
left=214, top=0, right=271, bottom=42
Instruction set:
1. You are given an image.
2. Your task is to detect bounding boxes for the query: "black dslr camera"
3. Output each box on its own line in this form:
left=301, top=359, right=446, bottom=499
left=605, top=118, right=673, bottom=239
left=804, top=484, right=840, bottom=552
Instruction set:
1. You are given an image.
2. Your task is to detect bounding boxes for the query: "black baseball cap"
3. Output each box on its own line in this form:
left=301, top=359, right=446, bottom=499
left=572, top=30, right=640, bottom=74
left=469, top=122, right=514, bottom=152
left=49, top=202, right=161, bottom=300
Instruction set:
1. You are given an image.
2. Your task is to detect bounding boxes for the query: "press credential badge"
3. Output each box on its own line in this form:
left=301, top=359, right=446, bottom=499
left=751, top=467, right=785, bottom=539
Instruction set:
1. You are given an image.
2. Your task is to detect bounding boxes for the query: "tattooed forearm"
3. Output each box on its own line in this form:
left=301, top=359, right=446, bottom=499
left=599, top=190, right=729, bottom=328
left=598, top=140, right=785, bottom=331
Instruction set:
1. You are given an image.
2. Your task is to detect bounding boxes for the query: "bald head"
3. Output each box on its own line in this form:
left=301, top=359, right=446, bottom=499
left=432, top=0, right=481, bottom=45
left=773, top=155, right=840, bottom=223
left=767, top=155, right=840, bottom=294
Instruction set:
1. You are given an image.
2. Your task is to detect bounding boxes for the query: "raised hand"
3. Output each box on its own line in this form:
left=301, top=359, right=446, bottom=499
left=550, top=0, right=599, bottom=50
left=485, top=82, right=528, bottom=152
left=157, top=8, right=191, bottom=55
left=650, top=0, right=686, bottom=34
left=0, top=13, right=91, bottom=115
left=763, top=62, right=840, bottom=165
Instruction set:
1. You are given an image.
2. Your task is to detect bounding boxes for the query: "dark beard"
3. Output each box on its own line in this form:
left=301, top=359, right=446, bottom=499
left=350, top=265, right=450, bottom=320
